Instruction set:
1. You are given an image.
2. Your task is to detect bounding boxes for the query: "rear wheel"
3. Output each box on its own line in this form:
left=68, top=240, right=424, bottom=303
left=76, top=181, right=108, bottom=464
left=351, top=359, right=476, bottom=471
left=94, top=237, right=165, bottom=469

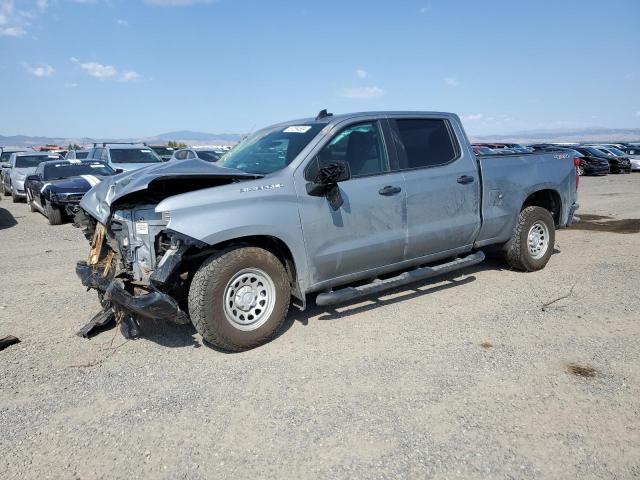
left=189, top=246, right=291, bottom=351
left=504, top=206, right=555, bottom=271
left=45, top=200, right=63, bottom=225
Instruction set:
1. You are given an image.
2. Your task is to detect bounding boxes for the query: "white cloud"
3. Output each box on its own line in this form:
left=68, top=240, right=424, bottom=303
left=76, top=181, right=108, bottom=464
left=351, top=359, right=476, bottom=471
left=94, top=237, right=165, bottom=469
left=120, top=70, right=140, bottom=82
left=71, top=57, right=141, bottom=82
left=340, top=86, right=385, bottom=99
left=144, top=0, right=213, bottom=5
left=23, top=62, right=55, bottom=77
left=444, top=76, right=459, bottom=87
left=116, top=18, right=128, bottom=26
left=355, top=69, right=368, bottom=79
left=462, top=113, right=483, bottom=122
left=0, top=0, right=50, bottom=37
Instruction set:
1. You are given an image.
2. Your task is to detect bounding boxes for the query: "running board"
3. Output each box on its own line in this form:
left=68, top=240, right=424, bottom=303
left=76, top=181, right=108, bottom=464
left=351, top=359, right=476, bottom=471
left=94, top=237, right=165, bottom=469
left=315, top=251, right=485, bottom=307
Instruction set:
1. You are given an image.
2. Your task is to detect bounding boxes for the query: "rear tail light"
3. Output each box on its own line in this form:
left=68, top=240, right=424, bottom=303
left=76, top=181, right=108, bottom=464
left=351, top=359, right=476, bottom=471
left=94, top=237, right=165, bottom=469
left=573, top=157, right=581, bottom=190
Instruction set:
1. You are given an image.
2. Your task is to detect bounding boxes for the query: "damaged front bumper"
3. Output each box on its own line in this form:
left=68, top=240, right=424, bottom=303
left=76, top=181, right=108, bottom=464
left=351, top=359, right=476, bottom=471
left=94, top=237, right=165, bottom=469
left=76, top=261, right=190, bottom=325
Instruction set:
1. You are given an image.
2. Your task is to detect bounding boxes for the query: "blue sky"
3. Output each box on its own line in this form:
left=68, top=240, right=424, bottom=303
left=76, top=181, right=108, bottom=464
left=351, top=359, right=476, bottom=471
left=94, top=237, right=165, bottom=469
left=1, top=0, right=639, bottom=138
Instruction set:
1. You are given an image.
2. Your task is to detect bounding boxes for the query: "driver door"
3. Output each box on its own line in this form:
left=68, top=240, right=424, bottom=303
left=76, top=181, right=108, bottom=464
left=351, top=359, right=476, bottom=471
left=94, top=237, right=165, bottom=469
left=295, top=120, right=407, bottom=288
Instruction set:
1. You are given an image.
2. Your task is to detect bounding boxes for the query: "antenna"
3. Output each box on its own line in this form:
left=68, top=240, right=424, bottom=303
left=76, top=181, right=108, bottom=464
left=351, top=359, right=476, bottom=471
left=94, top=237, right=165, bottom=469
left=316, top=109, right=333, bottom=120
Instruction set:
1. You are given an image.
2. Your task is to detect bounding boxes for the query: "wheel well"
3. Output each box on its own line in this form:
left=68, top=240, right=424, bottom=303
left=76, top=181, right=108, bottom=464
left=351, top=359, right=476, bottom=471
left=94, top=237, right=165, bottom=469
left=522, top=189, right=561, bottom=225
left=211, top=235, right=298, bottom=291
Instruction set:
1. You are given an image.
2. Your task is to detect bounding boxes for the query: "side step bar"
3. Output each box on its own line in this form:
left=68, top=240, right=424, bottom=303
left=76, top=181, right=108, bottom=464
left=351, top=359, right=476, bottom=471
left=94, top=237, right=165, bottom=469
left=315, top=251, right=485, bottom=307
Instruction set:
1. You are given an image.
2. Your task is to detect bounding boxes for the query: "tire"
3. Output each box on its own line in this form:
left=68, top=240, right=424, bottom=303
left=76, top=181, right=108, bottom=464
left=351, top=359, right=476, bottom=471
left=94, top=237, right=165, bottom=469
left=504, top=206, right=555, bottom=272
left=11, top=189, right=20, bottom=203
left=45, top=200, right=63, bottom=225
left=1, top=181, right=9, bottom=197
left=577, top=164, right=585, bottom=176
left=189, top=246, right=291, bottom=352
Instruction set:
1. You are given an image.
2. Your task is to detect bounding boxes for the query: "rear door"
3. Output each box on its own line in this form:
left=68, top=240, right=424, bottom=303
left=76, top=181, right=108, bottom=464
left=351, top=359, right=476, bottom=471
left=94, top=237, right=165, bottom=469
left=388, top=116, right=481, bottom=259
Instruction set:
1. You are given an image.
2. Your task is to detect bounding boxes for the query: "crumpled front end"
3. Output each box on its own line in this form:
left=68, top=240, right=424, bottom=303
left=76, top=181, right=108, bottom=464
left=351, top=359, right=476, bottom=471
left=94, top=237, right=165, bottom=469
left=74, top=206, right=194, bottom=338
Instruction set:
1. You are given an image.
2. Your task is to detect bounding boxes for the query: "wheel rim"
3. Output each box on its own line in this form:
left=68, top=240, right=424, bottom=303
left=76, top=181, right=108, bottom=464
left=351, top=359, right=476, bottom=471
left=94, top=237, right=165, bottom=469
left=223, top=268, right=276, bottom=331
left=578, top=165, right=584, bottom=176
left=527, top=221, right=550, bottom=260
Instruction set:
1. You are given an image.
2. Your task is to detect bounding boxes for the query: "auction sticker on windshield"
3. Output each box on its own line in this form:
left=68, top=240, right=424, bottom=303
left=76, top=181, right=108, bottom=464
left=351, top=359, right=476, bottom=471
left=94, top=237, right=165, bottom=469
left=283, top=126, right=312, bottom=133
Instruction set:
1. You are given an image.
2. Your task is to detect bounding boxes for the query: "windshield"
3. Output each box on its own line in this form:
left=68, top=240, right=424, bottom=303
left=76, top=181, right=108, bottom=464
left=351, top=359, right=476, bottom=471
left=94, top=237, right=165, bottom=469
left=219, top=123, right=325, bottom=174
left=196, top=150, right=221, bottom=162
left=110, top=148, right=162, bottom=164
left=581, top=147, right=606, bottom=157
left=44, top=162, right=115, bottom=180
left=15, top=155, right=52, bottom=168
left=150, top=147, right=174, bottom=156
left=605, top=147, right=626, bottom=156
left=74, top=151, right=89, bottom=159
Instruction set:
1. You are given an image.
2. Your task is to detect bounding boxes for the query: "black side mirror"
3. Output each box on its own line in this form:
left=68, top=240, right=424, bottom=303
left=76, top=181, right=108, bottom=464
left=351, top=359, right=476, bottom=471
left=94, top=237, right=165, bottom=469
left=26, top=174, right=40, bottom=182
left=306, top=159, right=351, bottom=196
left=115, top=168, right=124, bottom=174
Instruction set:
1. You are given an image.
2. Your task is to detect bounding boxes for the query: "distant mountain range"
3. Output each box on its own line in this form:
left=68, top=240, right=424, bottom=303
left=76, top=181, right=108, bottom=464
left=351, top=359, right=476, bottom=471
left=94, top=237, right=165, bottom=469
left=0, top=131, right=244, bottom=148
left=2, top=127, right=639, bottom=149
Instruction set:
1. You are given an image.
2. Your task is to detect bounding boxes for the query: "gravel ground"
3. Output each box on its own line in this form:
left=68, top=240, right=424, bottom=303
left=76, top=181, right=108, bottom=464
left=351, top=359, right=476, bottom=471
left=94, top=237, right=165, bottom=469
left=1, top=174, right=639, bottom=480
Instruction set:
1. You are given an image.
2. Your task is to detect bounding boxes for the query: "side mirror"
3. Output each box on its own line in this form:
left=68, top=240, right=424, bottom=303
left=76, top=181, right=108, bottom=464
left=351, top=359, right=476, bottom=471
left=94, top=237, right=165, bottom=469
left=0, top=162, right=9, bottom=169
left=26, top=174, right=40, bottom=182
left=306, top=159, right=351, bottom=196
left=115, top=168, right=124, bottom=174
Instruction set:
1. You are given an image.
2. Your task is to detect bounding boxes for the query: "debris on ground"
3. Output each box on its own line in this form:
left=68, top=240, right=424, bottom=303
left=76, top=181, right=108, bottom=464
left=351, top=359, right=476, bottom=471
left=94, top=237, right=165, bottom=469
left=567, top=362, right=598, bottom=378
left=0, top=335, right=21, bottom=351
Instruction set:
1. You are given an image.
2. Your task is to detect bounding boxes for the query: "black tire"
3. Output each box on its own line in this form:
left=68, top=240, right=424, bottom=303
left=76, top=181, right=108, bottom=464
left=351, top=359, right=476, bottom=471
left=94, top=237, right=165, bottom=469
left=11, top=189, right=20, bottom=203
left=189, top=246, right=291, bottom=352
left=1, top=181, right=9, bottom=197
left=577, top=164, right=585, bottom=176
left=45, top=200, right=63, bottom=225
left=504, top=206, right=555, bottom=272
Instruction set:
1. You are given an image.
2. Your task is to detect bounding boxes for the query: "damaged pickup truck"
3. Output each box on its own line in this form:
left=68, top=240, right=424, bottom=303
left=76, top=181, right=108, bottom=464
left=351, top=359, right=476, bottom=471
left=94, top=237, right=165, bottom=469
left=74, top=110, right=579, bottom=351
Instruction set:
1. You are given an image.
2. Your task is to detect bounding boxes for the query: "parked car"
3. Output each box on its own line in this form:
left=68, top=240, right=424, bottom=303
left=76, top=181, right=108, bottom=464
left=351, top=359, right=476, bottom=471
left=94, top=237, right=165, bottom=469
left=573, top=147, right=631, bottom=174
left=532, top=145, right=608, bottom=176
left=590, top=146, right=633, bottom=174
left=472, top=145, right=496, bottom=155
left=65, top=150, right=90, bottom=160
left=0, top=147, right=28, bottom=187
left=24, top=159, right=116, bottom=225
left=74, top=110, right=578, bottom=351
left=147, top=145, right=176, bottom=162
left=618, top=146, right=640, bottom=171
left=1, top=151, right=61, bottom=202
left=169, top=147, right=223, bottom=162
left=86, top=143, right=163, bottom=172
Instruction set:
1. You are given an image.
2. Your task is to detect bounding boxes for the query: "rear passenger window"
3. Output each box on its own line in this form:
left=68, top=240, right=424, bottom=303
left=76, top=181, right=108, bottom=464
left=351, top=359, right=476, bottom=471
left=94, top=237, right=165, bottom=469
left=394, top=119, right=458, bottom=169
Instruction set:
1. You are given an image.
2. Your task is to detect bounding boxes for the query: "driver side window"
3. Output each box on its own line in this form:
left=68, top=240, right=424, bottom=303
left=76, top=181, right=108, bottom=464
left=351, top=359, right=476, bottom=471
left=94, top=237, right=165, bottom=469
left=318, top=122, right=389, bottom=177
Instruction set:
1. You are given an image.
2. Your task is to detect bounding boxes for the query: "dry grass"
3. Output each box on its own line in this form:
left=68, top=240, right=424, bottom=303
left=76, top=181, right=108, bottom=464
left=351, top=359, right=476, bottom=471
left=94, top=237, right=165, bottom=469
left=567, top=362, right=598, bottom=378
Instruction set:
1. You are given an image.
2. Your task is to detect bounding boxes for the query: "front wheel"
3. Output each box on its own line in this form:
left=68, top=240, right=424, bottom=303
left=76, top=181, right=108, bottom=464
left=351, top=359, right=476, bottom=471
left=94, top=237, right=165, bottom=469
left=577, top=164, right=585, bottom=176
left=504, top=206, right=555, bottom=271
left=1, top=181, right=9, bottom=197
left=45, top=200, right=63, bottom=225
left=189, top=246, right=291, bottom=351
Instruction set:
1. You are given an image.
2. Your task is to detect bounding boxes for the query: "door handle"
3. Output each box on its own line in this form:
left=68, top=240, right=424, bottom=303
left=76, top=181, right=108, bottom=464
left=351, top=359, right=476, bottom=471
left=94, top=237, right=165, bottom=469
left=379, top=185, right=402, bottom=196
left=457, top=175, right=475, bottom=185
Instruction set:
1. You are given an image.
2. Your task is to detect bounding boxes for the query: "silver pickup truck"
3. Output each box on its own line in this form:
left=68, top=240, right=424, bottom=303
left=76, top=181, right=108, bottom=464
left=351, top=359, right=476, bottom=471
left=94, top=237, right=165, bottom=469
left=74, top=111, right=579, bottom=351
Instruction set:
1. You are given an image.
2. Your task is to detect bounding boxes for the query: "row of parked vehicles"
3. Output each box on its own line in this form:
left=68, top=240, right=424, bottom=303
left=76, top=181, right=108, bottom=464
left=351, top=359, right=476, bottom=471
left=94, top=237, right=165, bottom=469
left=0, top=143, right=229, bottom=224
left=472, top=142, right=640, bottom=175
left=2, top=112, right=635, bottom=351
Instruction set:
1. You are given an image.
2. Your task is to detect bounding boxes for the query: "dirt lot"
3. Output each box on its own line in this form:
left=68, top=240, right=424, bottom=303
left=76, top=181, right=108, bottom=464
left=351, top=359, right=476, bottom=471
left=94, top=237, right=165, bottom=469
left=1, top=174, right=639, bottom=480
